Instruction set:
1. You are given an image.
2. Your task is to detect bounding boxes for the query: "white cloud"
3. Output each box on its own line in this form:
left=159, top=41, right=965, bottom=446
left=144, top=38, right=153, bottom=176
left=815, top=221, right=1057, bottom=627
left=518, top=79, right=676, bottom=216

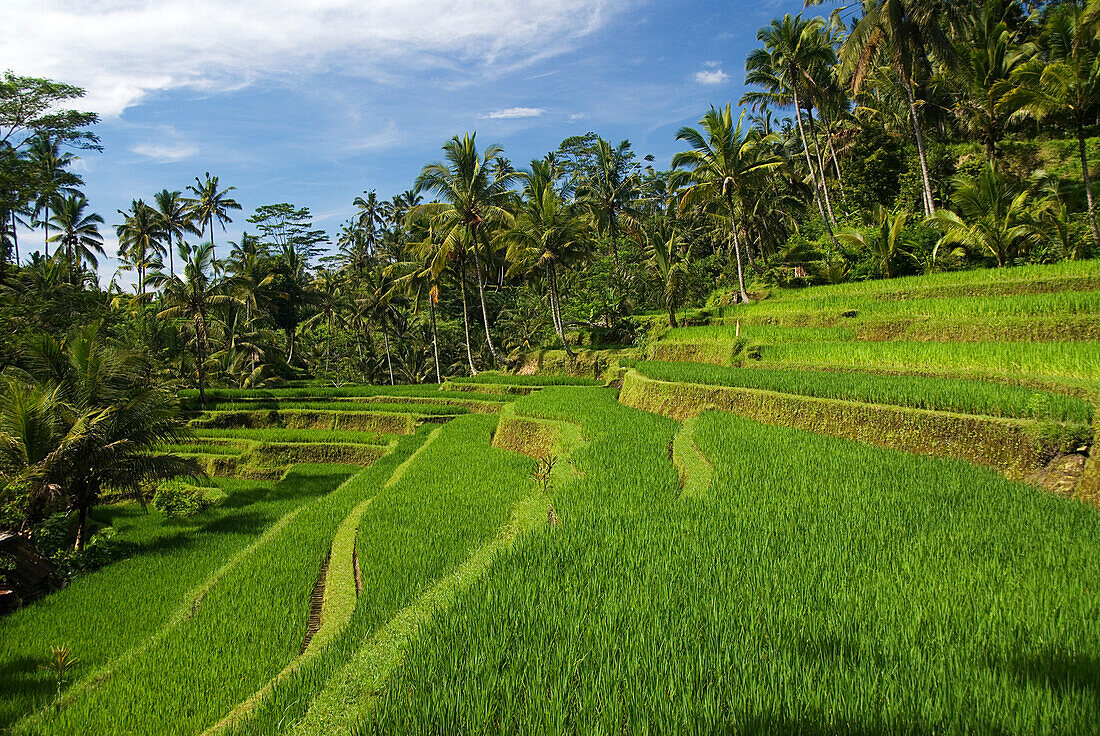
left=347, top=123, right=403, bottom=151
left=483, top=107, right=546, bottom=119
left=694, top=68, right=730, bottom=85
left=131, top=142, right=199, bottom=163
left=568, top=112, right=589, bottom=122
left=2, top=1, right=633, bottom=117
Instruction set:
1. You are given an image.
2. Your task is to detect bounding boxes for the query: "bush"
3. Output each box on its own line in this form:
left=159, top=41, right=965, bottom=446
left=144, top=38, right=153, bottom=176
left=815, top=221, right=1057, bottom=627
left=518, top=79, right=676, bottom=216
left=153, top=481, right=213, bottom=518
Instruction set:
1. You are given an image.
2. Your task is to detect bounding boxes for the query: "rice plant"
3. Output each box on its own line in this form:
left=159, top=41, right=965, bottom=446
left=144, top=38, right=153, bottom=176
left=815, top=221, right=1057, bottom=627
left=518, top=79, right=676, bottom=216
left=633, top=360, right=1095, bottom=424
left=0, top=472, right=346, bottom=729
left=365, top=389, right=1100, bottom=735
left=755, top=340, right=1100, bottom=389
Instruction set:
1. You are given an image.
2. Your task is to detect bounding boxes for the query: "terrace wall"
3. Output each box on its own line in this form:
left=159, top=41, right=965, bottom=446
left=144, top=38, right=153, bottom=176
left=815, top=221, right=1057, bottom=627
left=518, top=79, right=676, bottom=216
left=619, top=370, right=1055, bottom=479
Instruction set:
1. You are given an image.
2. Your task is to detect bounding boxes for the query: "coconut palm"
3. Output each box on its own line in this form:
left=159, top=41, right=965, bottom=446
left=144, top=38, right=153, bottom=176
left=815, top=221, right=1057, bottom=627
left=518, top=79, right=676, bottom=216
left=952, top=7, right=1034, bottom=162
left=410, top=133, right=516, bottom=365
left=26, top=135, right=81, bottom=256
left=397, top=261, right=445, bottom=383
left=927, top=162, right=1041, bottom=267
left=185, top=173, right=241, bottom=259
left=672, top=105, right=783, bottom=302
left=634, top=211, right=692, bottom=328
left=501, top=162, right=593, bottom=356
left=744, top=14, right=840, bottom=234
left=47, top=194, right=104, bottom=283
left=152, top=189, right=199, bottom=277
left=836, top=205, right=918, bottom=278
left=840, top=0, right=957, bottom=217
left=575, top=138, right=643, bottom=266
left=0, top=381, right=66, bottom=529
left=116, top=199, right=165, bottom=295
left=10, top=324, right=200, bottom=549
left=352, top=189, right=385, bottom=259
left=154, top=243, right=240, bottom=403
left=407, top=221, right=480, bottom=375
left=1002, top=3, right=1100, bottom=251
left=302, top=271, right=350, bottom=377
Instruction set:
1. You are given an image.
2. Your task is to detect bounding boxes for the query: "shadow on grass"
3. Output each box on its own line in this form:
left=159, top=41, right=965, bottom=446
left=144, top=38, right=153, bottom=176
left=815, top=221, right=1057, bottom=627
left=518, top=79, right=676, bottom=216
left=998, top=648, right=1100, bottom=703
left=719, top=713, right=1012, bottom=736
left=0, top=655, right=52, bottom=730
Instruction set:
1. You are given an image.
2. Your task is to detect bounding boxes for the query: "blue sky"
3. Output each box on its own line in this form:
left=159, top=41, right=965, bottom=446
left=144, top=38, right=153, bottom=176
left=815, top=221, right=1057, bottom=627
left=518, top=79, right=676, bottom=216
left=5, top=0, right=830, bottom=286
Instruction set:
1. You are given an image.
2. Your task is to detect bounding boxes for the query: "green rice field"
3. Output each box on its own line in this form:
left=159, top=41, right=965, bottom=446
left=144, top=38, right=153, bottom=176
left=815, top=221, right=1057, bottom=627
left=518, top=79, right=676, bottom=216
left=633, top=360, right=1095, bottom=424
left=2, top=261, right=1098, bottom=735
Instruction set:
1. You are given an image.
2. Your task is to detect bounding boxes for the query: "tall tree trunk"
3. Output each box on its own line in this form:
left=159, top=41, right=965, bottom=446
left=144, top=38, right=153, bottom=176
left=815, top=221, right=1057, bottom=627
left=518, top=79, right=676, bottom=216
left=727, top=199, right=750, bottom=302
left=806, top=108, right=837, bottom=225
left=1078, top=124, right=1100, bottom=253
left=667, top=305, right=679, bottom=328
left=790, top=87, right=839, bottom=245
left=607, top=217, right=620, bottom=269
left=12, top=212, right=19, bottom=265
left=827, top=134, right=847, bottom=204
left=196, top=314, right=208, bottom=404
left=73, top=480, right=89, bottom=552
left=286, top=327, right=296, bottom=365
left=548, top=262, right=574, bottom=356
left=429, top=297, right=441, bottom=383
left=458, top=258, right=478, bottom=376
left=382, top=329, right=395, bottom=385
left=43, top=212, right=49, bottom=257
left=903, top=76, right=936, bottom=217
left=473, top=233, right=502, bottom=364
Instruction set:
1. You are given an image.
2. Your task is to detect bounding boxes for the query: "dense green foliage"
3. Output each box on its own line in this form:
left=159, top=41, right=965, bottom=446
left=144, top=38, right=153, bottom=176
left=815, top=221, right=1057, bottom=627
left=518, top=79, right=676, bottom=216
left=446, top=373, right=602, bottom=386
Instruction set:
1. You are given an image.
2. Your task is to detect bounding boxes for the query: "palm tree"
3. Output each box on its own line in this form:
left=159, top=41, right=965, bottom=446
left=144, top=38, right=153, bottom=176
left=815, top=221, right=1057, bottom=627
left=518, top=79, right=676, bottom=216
left=337, top=220, right=371, bottom=277
left=0, top=381, right=66, bottom=530
left=407, top=220, right=480, bottom=375
left=352, top=189, right=385, bottom=259
left=152, top=189, right=199, bottom=277
left=576, top=138, right=643, bottom=266
left=186, top=173, right=241, bottom=259
left=1002, top=3, right=1100, bottom=251
left=672, top=105, right=783, bottom=302
left=10, top=324, right=200, bottom=549
left=840, top=0, right=956, bottom=217
left=47, top=194, right=104, bottom=283
left=303, top=271, right=349, bottom=377
left=358, top=267, right=403, bottom=385
left=154, top=243, right=240, bottom=403
left=836, top=205, right=918, bottom=278
left=744, top=14, right=840, bottom=234
left=953, top=7, right=1034, bottom=162
left=411, top=133, right=516, bottom=365
left=116, top=199, right=165, bottom=295
left=634, top=211, right=692, bottom=328
left=26, top=135, right=81, bottom=256
left=224, top=249, right=276, bottom=379
left=927, top=163, right=1041, bottom=267
left=392, top=260, right=445, bottom=383
left=501, top=162, right=593, bottom=355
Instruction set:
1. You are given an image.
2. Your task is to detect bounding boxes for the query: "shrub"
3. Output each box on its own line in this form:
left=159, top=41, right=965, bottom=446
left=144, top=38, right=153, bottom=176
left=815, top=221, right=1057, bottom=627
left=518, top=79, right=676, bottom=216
left=152, top=482, right=213, bottom=518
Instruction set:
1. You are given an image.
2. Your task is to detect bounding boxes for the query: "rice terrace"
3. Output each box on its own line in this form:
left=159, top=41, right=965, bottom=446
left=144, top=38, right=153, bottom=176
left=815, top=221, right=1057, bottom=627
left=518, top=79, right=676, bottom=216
left=2, top=0, right=1100, bottom=733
